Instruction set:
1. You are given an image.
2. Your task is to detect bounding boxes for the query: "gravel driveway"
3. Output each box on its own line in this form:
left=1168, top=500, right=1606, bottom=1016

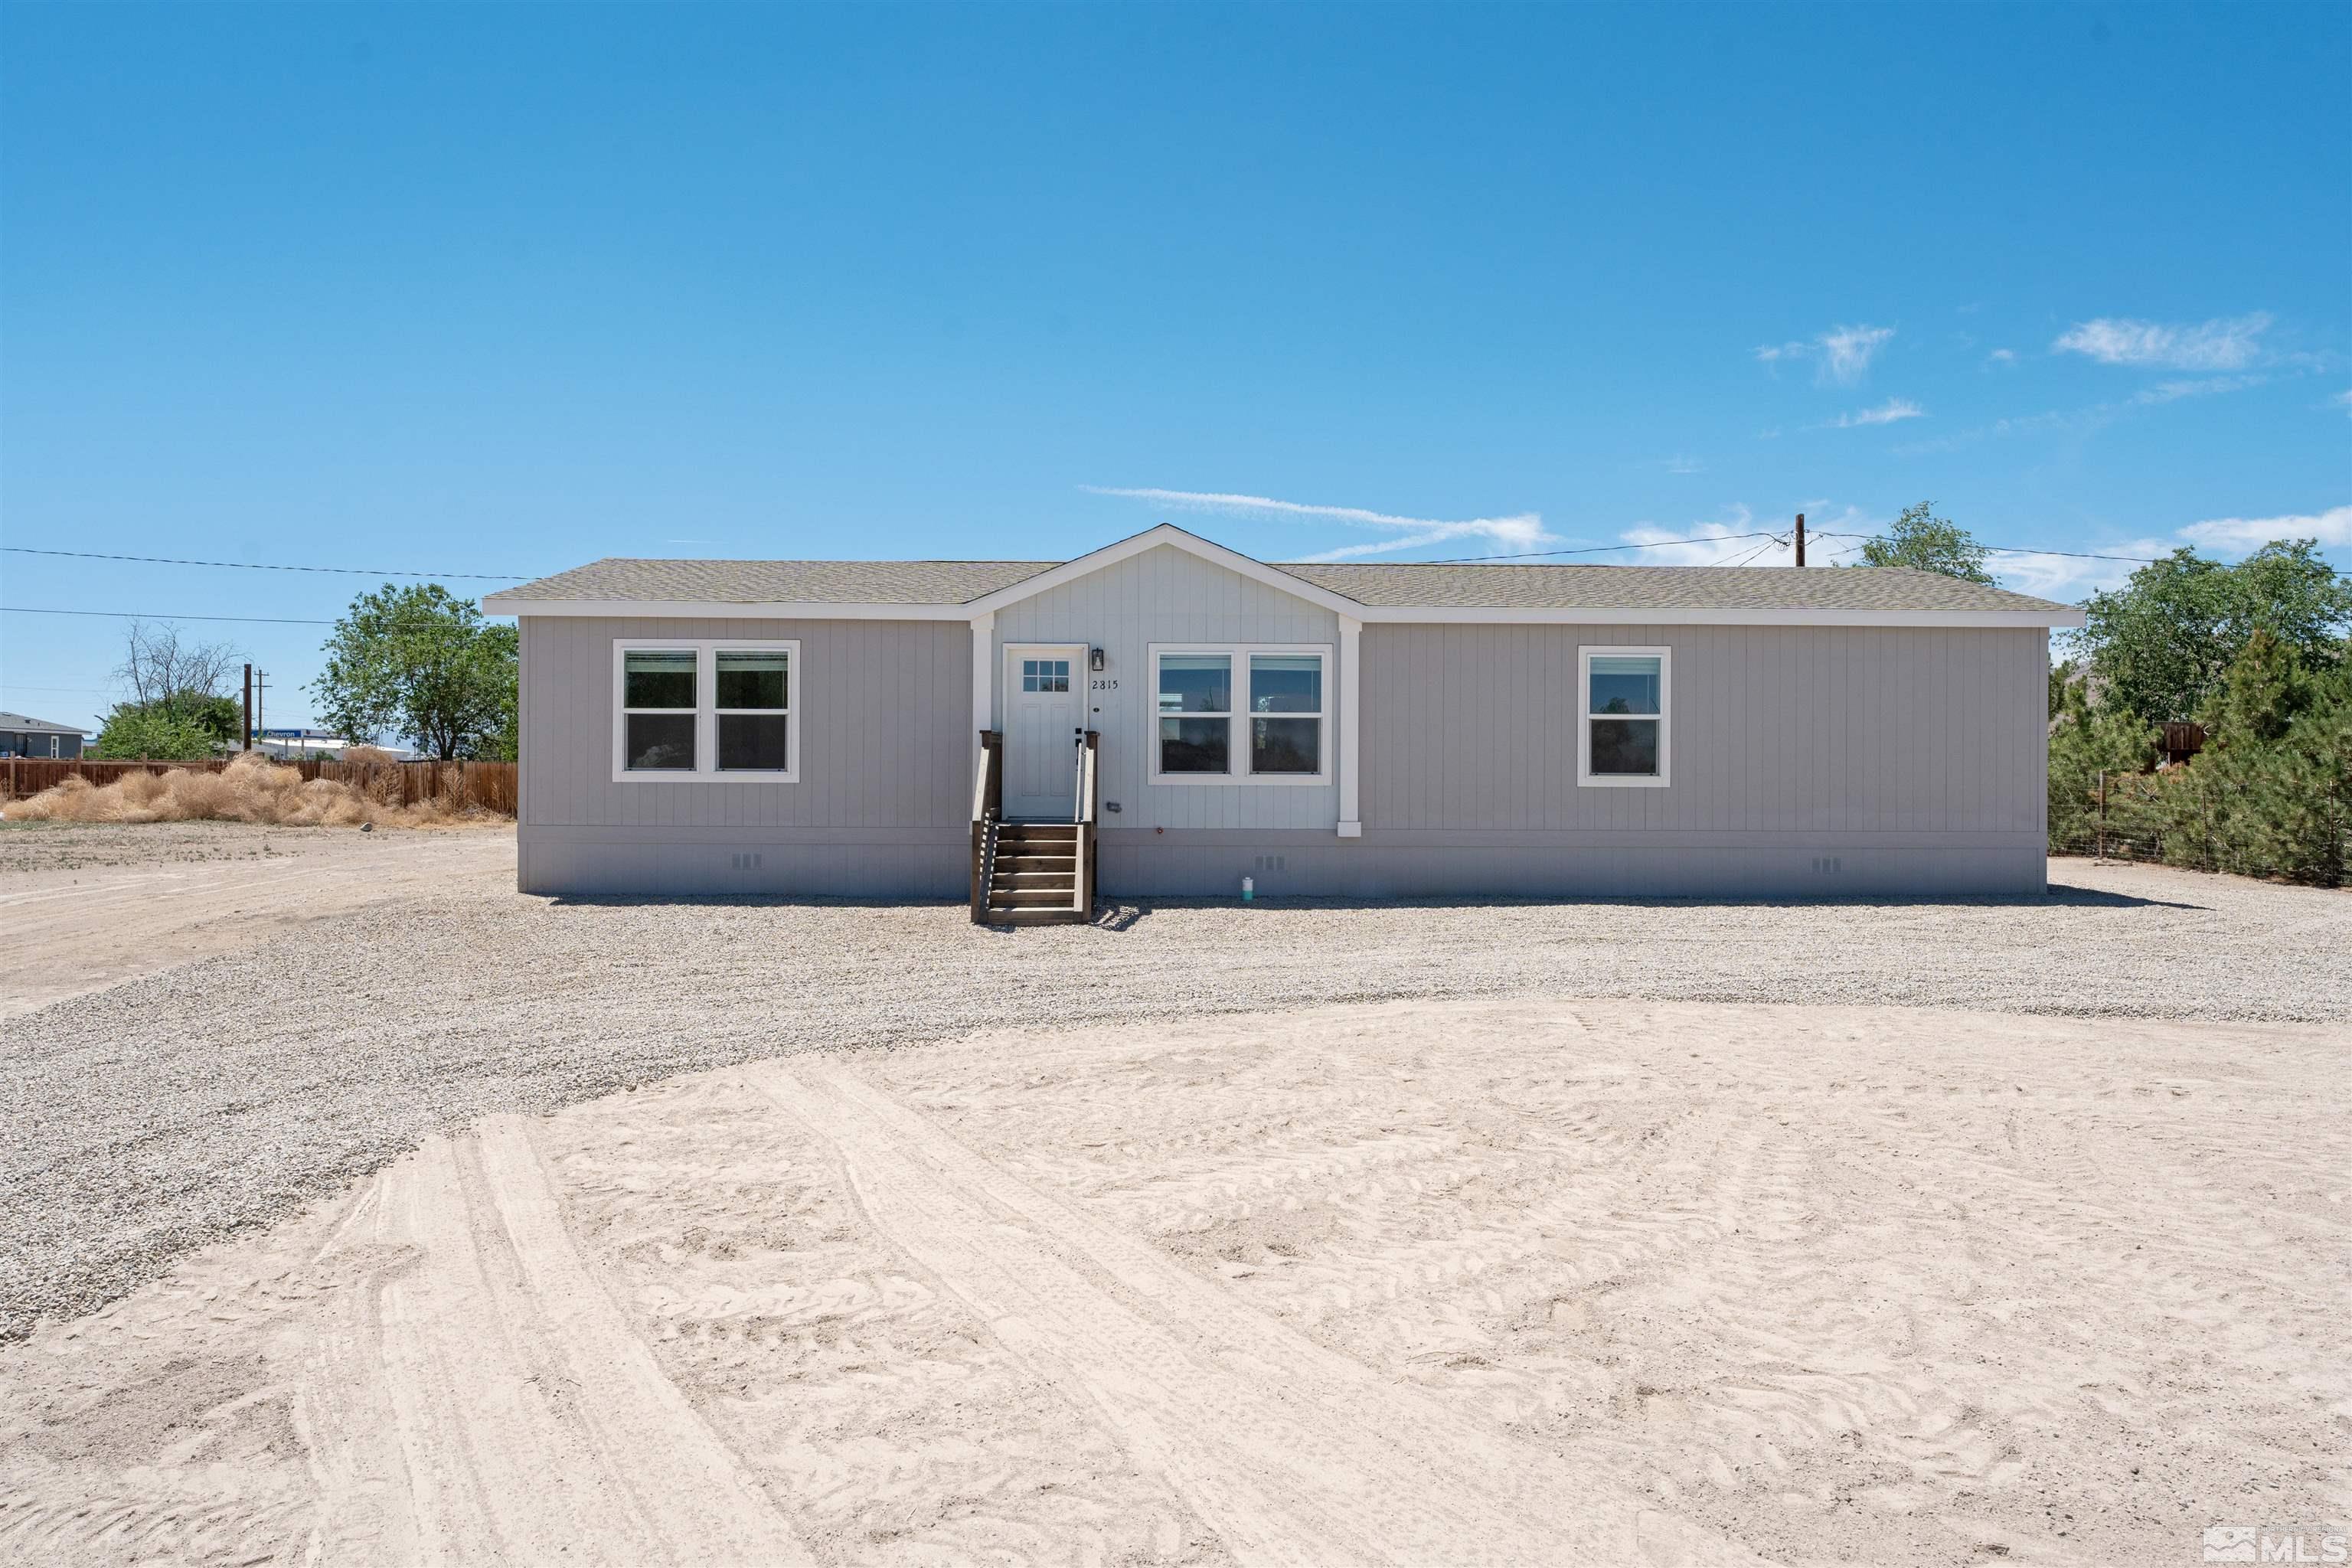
left=4, top=824, right=2347, bottom=1338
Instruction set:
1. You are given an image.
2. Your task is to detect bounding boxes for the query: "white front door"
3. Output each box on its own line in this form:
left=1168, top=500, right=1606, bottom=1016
left=1003, top=644, right=1086, bottom=820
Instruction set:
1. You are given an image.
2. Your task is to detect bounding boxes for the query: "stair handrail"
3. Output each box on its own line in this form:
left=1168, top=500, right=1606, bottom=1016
left=1073, top=730, right=1099, bottom=915
left=970, top=730, right=1003, bottom=923
left=972, top=730, right=1002, bottom=824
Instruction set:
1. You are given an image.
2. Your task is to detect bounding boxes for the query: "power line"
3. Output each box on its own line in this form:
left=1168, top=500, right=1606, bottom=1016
left=3, top=606, right=337, bottom=625
left=1714, top=535, right=1793, bottom=570
left=1805, top=531, right=2161, bottom=564
left=1429, top=531, right=1782, bottom=564
left=3, top=547, right=532, bottom=580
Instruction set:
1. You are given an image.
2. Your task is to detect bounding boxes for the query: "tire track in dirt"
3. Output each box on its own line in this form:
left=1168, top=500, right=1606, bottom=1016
left=298, top=1117, right=810, bottom=1566
left=747, top=1059, right=1753, bottom=1568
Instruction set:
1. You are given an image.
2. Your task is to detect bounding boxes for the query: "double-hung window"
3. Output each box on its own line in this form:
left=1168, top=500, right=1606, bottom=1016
left=1149, top=644, right=1330, bottom=784
left=1578, top=645, right=1669, bottom=786
left=614, top=640, right=799, bottom=782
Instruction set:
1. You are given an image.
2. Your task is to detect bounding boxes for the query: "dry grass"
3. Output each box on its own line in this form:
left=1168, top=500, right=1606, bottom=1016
left=336, top=744, right=403, bottom=765
left=2, top=752, right=495, bottom=828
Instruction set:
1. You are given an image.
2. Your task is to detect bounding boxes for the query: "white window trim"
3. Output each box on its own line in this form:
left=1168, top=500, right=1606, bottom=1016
left=1577, top=645, right=1671, bottom=789
left=611, top=638, right=802, bottom=784
left=1147, top=642, right=1334, bottom=787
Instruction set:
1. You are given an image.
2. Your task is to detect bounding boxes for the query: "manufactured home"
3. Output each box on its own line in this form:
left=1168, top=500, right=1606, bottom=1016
left=482, top=524, right=2083, bottom=916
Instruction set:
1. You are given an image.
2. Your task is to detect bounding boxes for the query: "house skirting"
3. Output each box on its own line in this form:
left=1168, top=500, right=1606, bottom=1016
left=517, top=825, right=2047, bottom=900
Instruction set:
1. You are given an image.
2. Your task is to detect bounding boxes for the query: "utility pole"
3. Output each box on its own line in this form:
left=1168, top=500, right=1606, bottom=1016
left=242, top=664, right=253, bottom=751
left=1795, top=511, right=1807, bottom=568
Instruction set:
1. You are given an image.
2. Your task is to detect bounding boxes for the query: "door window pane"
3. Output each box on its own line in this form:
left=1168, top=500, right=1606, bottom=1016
left=718, top=714, right=790, bottom=771
left=624, top=649, right=697, bottom=709
left=1251, top=717, right=1320, bottom=773
left=1589, top=718, right=1660, bottom=776
left=716, top=651, right=787, bottom=710
left=1250, top=654, right=1321, bottom=713
left=625, top=712, right=697, bottom=770
left=1158, top=655, right=1230, bottom=714
left=1588, top=655, right=1661, bottom=717
left=1022, top=657, right=1072, bottom=694
left=1158, top=717, right=1230, bottom=773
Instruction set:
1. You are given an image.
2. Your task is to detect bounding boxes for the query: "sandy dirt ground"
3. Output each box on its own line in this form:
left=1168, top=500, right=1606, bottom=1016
left=3, top=997, right=2342, bottom=1568
left=0, top=822, right=514, bottom=1019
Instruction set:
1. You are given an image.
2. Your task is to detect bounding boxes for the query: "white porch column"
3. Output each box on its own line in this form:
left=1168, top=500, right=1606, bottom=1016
left=1337, top=614, right=1362, bottom=838
left=970, top=611, right=995, bottom=773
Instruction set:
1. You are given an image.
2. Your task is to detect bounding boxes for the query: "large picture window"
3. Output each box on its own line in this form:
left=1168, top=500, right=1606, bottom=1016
left=1578, top=645, right=1670, bottom=787
left=613, top=640, right=800, bottom=782
left=1149, top=644, right=1330, bottom=784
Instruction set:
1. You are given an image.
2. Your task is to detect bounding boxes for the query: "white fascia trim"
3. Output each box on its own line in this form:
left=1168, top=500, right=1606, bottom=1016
left=484, top=597, right=972, bottom=620
left=961, top=524, right=1372, bottom=619
left=1351, top=605, right=2086, bottom=628
left=494, top=596, right=2080, bottom=629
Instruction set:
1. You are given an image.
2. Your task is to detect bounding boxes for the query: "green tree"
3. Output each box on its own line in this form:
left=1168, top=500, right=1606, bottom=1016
left=1858, top=501, right=1994, bottom=584
left=2198, top=629, right=2308, bottom=744
left=2045, top=677, right=2153, bottom=851
left=2076, top=542, right=2351, bottom=723
left=310, top=584, right=519, bottom=761
left=93, top=701, right=222, bottom=760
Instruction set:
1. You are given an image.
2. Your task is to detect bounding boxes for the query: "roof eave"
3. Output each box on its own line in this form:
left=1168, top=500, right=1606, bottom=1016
left=483, top=594, right=2081, bottom=628
left=477, top=596, right=978, bottom=620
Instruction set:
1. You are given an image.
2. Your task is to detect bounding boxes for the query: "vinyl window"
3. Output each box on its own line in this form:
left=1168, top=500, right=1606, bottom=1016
left=612, top=639, right=800, bottom=782
left=1577, top=646, right=1669, bottom=787
left=1148, top=643, right=1330, bottom=785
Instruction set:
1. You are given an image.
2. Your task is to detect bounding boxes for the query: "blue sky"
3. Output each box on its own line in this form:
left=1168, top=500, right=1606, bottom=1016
left=4, top=2, right=2347, bottom=733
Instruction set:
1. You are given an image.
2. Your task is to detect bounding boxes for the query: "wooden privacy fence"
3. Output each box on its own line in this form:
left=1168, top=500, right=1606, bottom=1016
left=2, top=756, right=518, bottom=815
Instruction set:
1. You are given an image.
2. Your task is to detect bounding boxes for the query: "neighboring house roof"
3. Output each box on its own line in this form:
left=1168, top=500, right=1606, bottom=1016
left=483, top=524, right=2084, bottom=626
left=0, top=711, right=87, bottom=735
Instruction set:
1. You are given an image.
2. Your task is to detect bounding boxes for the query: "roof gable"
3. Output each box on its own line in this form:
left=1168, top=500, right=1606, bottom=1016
left=963, top=524, right=1369, bottom=618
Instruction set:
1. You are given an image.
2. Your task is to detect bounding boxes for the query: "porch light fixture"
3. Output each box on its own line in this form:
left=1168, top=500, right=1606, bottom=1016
left=1089, top=646, right=1106, bottom=672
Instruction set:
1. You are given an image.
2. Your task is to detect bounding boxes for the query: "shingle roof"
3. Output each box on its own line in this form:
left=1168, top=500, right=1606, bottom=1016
left=494, top=558, right=1057, bottom=604
left=1273, top=562, right=2069, bottom=613
left=492, top=553, right=2073, bottom=616
left=0, top=712, right=87, bottom=733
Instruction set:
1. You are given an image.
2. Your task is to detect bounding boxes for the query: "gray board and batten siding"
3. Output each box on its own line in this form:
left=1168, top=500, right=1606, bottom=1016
left=495, top=528, right=2073, bottom=900
left=516, top=615, right=975, bottom=897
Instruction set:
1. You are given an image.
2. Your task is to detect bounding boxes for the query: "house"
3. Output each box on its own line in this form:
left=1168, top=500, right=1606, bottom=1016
left=0, top=712, right=87, bottom=760
left=253, top=729, right=414, bottom=761
left=482, top=524, right=2085, bottom=914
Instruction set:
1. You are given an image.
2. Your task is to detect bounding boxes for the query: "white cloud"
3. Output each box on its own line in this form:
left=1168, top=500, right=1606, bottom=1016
left=2176, top=504, right=2351, bottom=551
left=2132, top=374, right=2264, bottom=405
left=1988, top=546, right=2162, bottom=601
left=1818, top=325, right=1895, bottom=384
left=1663, top=454, right=1704, bottom=475
left=2333, top=389, right=2352, bottom=416
left=1984, top=505, right=2347, bottom=601
left=1081, top=485, right=1557, bottom=561
left=2051, top=312, right=2272, bottom=371
left=1824, top=397, right=1925, bottom=429
left=1618, top=507, right=1784, bottom=566
left=1985, top=348, right=2017, bottom=366
left=1754, top=322, right=1896, bottom=384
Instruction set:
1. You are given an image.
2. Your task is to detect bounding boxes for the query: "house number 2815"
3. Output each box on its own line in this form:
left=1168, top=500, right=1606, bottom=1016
left=1090, top=678, right=1119, bottom=691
